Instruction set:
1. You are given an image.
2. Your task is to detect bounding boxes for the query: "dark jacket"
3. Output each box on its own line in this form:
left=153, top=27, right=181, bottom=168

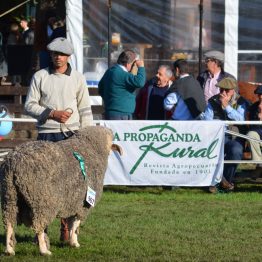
left=209, top=94, right=248, bottom=121
left=166, top=75, right=206, bottom=118
left=23, top=29, right=34, bottom=45
left=197, top=70, right=235, bottom=91
left=209, top=94, right=250, bottom=137
left=248, top=101, right=262, bottom=137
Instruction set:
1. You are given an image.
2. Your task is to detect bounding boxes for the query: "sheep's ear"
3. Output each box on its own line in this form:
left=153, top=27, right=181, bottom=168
left=111, top=144, right=123, bottom=155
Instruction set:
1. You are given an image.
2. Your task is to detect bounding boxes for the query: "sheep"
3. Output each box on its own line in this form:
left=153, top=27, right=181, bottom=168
left=0, top=126, right=122, bottom=256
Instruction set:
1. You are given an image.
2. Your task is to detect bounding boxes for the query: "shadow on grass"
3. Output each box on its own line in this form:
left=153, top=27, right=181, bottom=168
left=104, top=185, right=212, bottom=195
left=0, top=233, right=34, bottom=244
left=104, top=185, right=165, bottom=194
left=104, top=182, right=262, bottom=194
left=235, top=183, right=262, bottom=193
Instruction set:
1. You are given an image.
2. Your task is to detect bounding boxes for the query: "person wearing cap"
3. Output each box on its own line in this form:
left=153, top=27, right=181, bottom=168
left=246, top=86, right=262, bottom=171
left=25, top=37, right=93, bottom=241
left=202, top=77, right=249, bottom=192
left=19, top=18, right=35, bottom=86
left=20, top=18, right=34, bottom=45
left=98, top=50, right=146, bottom=120
left=164, top=59, right=206, bottom=120
left=197, top=50, right=235, bottom=103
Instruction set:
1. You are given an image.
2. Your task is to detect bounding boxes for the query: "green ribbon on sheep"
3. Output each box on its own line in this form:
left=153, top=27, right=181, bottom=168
left=73, top=152, right=87, bottom=180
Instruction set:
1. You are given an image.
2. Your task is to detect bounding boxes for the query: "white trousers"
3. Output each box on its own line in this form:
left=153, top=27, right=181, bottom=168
left=247, top=131, right=262, bottom=161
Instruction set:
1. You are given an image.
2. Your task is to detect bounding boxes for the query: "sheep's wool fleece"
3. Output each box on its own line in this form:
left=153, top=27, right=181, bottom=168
left=0, top=126, right=113, bottom=232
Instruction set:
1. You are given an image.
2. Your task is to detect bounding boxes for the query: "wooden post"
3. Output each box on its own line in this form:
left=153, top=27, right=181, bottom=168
left=107, top=0, right=112, bottom=68
left=198, top=0, right=203, bottom=75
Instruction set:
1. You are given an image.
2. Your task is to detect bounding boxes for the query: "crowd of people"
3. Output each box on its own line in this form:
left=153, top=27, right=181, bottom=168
left=0, top=14, right=66, bottom=87
left=2, top=33, right=261, bottom=239
left=98, top=49, right=262, bottom=193
left=0, top=18, right=35, bottom=86
left=1, top=22, right=261, bottom=195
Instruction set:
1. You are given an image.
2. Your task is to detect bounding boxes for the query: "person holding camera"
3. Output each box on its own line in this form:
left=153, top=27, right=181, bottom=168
left=98, top=49, right=146, bottom=120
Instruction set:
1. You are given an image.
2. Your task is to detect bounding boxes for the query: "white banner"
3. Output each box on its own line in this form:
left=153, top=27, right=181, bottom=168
left=102, top=121, right=225, bottom=186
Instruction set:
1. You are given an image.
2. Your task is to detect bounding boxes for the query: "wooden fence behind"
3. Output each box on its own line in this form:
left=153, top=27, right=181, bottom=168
left=0, top=85, right=103, bottom=149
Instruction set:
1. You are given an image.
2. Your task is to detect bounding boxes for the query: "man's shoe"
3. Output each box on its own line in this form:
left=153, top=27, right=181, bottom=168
left=220, top=177, right=234, bottom=190
left=209, top=186, right=218, bottom=193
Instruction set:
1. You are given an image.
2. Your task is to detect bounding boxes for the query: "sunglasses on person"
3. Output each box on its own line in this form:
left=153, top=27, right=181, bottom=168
left=205, top=58, right=216, bottom=64
left=220, top=88, right=232, bottom=93
left=52, top=51, right=69, bottom=57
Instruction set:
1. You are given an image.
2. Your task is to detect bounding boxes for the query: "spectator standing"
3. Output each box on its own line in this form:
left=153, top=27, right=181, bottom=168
left=47, top=16, right=56, bottom=39
left=7, top=23, right=23, bottom=45
left=197, top=50, right=235, bottom=103
left=34, top=11, right=56, bottom=69
left=0, top=31, right=7, bottom=84
left=50, top=17, right=66, bottom=41
left=7, top=23, right=23, bottom=86
left=98, top=50, right=146, bottom=120
left=20, top=18, right=35, bottom=86
left=135, top=65, right=173, bottom=120
left=20, top=18, right=34, bottom=45
left=202, top=77, right=249, bottom=192
left=25, top=37, right=93, bottom=241
left=164, top=59, right=206, bottom=120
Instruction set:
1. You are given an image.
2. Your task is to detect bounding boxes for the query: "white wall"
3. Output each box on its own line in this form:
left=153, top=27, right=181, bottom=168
left=66, top=0, right=83, bottom=73
left=224, top=0, right=239, bottom=78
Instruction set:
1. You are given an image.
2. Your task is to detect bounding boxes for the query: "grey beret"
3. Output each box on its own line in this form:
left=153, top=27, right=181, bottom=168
left=216, top=77, right=237, bottom=90
left=204, top=50, right=224, bottom=62
left=47, top=37, right=74, bottom=55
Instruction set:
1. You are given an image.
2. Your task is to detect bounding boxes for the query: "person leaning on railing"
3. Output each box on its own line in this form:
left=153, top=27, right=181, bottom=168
left=246, top=85, right=262, bottom=176
left=201, top=77, right=249, bottom=193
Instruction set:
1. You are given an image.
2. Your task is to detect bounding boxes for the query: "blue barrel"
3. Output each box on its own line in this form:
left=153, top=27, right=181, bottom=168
left=0, top=106, right=13, bottom=136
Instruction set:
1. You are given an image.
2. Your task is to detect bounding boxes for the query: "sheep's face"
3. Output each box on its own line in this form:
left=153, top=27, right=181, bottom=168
left=104, top=128, right=122, bottom=156
left=111, top=144, right=123, bottom=155
left=105, top=130, right=113, bottom=154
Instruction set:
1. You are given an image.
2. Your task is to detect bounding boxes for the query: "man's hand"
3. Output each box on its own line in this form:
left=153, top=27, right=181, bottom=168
left=50, top=110, right=72, bottom=123
left=135, top=59, right=144, bottom=67
left=219, top=92, right=231, bottom=109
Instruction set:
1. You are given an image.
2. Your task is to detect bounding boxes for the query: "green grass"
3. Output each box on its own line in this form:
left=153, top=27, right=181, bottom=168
left=0, top=184, right=261, bottom=261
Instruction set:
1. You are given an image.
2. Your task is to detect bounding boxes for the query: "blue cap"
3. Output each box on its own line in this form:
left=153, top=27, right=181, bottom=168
left=254, top=85, right=262, bottom=94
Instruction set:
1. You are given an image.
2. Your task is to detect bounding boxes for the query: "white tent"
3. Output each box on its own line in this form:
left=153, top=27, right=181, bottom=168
left=66, top=0, right=84, bottom=73
left=66, top=0, right=250, bottom=82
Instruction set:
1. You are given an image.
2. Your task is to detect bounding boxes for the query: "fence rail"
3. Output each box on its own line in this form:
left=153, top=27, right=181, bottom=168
left=0, top=118, right=262, bottom=165
left=0, top=84, right=104, bottom=148
left=0, top=81, right=261, bottom=163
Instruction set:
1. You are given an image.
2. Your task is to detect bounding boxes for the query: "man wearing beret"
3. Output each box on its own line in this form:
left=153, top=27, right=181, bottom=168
left=197, top=50, right=235, bottom=103
left=246, top=86, right=262, bottom=175
left=202, top=77, right=249, bottom=192
left=25, top=37, right=93, bottom=241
